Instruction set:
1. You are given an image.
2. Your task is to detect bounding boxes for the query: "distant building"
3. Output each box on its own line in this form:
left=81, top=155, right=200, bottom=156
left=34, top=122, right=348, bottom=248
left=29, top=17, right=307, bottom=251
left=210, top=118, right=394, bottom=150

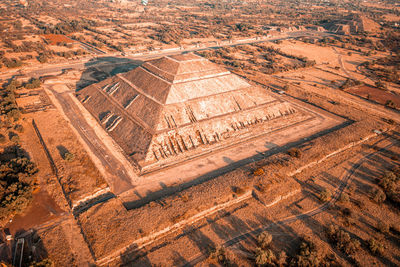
left=141, top=0, right=148, bottom=6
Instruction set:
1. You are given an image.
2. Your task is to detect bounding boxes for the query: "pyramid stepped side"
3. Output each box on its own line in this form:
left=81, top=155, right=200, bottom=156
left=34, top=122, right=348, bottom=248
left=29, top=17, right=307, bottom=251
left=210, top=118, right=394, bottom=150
left=77, top=54, right=309, bottom=171
left=154, top=86, right=277, bottom=131
left=144, top=101, right=301, bottom=165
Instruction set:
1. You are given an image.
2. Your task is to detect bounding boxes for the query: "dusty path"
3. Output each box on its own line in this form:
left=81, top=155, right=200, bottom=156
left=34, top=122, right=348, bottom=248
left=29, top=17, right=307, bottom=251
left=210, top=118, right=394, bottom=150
left=183, top=136, right=398, bottom=266
left=332, top=47, right=355, bottom=79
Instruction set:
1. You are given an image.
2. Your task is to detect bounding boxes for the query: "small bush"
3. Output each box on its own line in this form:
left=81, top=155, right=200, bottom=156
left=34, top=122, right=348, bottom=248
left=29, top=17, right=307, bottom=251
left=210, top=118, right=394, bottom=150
left=253, top=168, right=265, bottom=176
left=7, top=109, right=20, bottom=122
left=377, top=221, right=389, bottom=233
left=14, top=124, right=24, bottom=133
left=277, top=251, right=287, bottom=266
left=231, top=186, right=245, bottom=196
left=257, top=232, right=272, bottom=249
left=373, top=189, right=386, bottom=204
left=209, top=246, right=230, bottom=266
left=341, top=207, right=352, bottom=217
left=0, top=134, right=6, bottom=143
left=339, top=193, right=350, bottom=203
left=30, top=259, right=54, bottom=267
left=326, top=224, right=360, bottom=255
left=63, top=152, right=75, bottom=162
left=290, top=237, right=320, bottom=267
left=10, top=134, right=20, bottom=143
left=287, top=148, right=302, bottom=158
left=319, top=189, right=332, bottom=202
left=367, top=238, right=384, bottom=255
left=255, top=247, right=276, bottom=266
left=379, top=171, right=397, bottom=191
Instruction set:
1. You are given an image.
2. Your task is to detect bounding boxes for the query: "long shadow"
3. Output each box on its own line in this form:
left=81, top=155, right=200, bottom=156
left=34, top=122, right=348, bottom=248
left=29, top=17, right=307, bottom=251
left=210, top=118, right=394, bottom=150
left=76, top=56, right=143, bottom=91
left=0, top=229, right=50, bottom=266
left=119, top=243, right=152, bottom=267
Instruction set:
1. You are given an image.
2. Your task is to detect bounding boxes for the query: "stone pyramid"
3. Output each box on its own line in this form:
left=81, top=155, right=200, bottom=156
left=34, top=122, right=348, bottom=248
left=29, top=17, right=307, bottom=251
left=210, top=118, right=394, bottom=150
left=77, top=53, right=304, bottom=173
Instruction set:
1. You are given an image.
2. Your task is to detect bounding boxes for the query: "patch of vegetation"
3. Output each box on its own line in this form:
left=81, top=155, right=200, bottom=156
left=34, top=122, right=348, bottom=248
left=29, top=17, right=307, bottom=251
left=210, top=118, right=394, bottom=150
left=318, top=188, right=332, bottom=202
left=0, top=146, right=38, bottom=224
left=287, top=148, right=302, bottom=158
left=373, top=188, right=386, bottom=204
left=24, top=78, right=41, bottom=89
left=14, top=124, right=24, bottom=133
left=63, top=152, right=75, bottom=162
left=377, top=220, right=389, bottom=234
left=0, top=80, right=21, bottom=122
left=339, top=192, right=350, bottom=203
left=255, top=247, right=276, bottom=266
left=339, top=78, right=362, bottom=90
left=253, top=168, right=265, bottom=176
left=257, top=232, right=273, bottom=249
left=376, top=170, right=400, bottom=206
left=30, top=259, right=54, bottom=267
left=0, top=134, right=5, bottom=144
left=326, top=224, right=360, bottom=255
left=367, top=238, right=384, bottom=255
left=289, top=237, right=320, bottom=267
left=209, top=246, right=230, bottom=266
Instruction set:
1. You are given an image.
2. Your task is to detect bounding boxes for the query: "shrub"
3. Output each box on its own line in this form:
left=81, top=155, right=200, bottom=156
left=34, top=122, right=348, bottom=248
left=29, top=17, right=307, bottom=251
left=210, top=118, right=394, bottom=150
left=255, top=247, right=276, bottom=266
left=319, top=189, right=332, bottom=202
left=10, top=134, right=20, bottom=143
left=253, top=168, right=265, bottom=176
left=385, top=100, right=396, bottom=109
left=14, top=124, right=24, bottom=133
left=367, top=238, right=384, bottom=255
left=209, top=246, right=229, bottom=266
left=341, top=207, right=352, bottom=217
left=379, top=171, right=397, bottom=191
left=30, top=259, right=54, bottom=267
left=287, top=148, right=302, bottom=158
left=231, top=186, right=245, bottom=196
left=257, top=232, right=273, bottom=249
left=7, top=109, right=20, bottom=122
left=63, top=152, right=75, bottom=162
left=339, top=193, right=350, bottom=203
left=0, top=134, right=6, bottom=143
left=375, top=80, right=387, bottom=90
left=373, top=189, right=386, bottom=204
left=24, top=78, right=41, bottom=89
left=277, top=251, right=287, bottom=266
left=326, top=224, right=360, bottom=255
left=290, top=238, right=320, bottom=267
left=377, top=221, right=389, bottom=234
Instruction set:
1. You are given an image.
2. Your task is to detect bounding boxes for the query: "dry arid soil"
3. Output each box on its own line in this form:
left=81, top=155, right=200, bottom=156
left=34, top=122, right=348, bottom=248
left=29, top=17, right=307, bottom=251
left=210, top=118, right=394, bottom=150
left=1, top=0, right=400, bottom=267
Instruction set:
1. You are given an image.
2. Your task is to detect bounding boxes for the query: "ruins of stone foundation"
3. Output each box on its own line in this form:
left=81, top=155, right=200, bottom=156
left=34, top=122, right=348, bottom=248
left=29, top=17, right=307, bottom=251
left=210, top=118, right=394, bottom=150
left=77, top=53, right=313, bottom=173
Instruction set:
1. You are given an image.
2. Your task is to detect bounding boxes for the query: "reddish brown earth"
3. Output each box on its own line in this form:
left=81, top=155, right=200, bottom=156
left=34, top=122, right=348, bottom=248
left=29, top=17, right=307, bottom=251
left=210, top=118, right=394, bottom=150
left=42, top=34, right=75, bottom=45
left=5, top=189, right=65, bottom=236
left=346, top=85, right=400, bottom=108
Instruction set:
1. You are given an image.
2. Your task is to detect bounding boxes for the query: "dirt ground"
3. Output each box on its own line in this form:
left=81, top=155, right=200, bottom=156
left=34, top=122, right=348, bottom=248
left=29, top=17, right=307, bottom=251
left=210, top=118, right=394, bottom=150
left=115, top=131, right=400, bottom=267
left=28, top=109, right=107, bottom=203
left=346, top=85, right=400, bottom=109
